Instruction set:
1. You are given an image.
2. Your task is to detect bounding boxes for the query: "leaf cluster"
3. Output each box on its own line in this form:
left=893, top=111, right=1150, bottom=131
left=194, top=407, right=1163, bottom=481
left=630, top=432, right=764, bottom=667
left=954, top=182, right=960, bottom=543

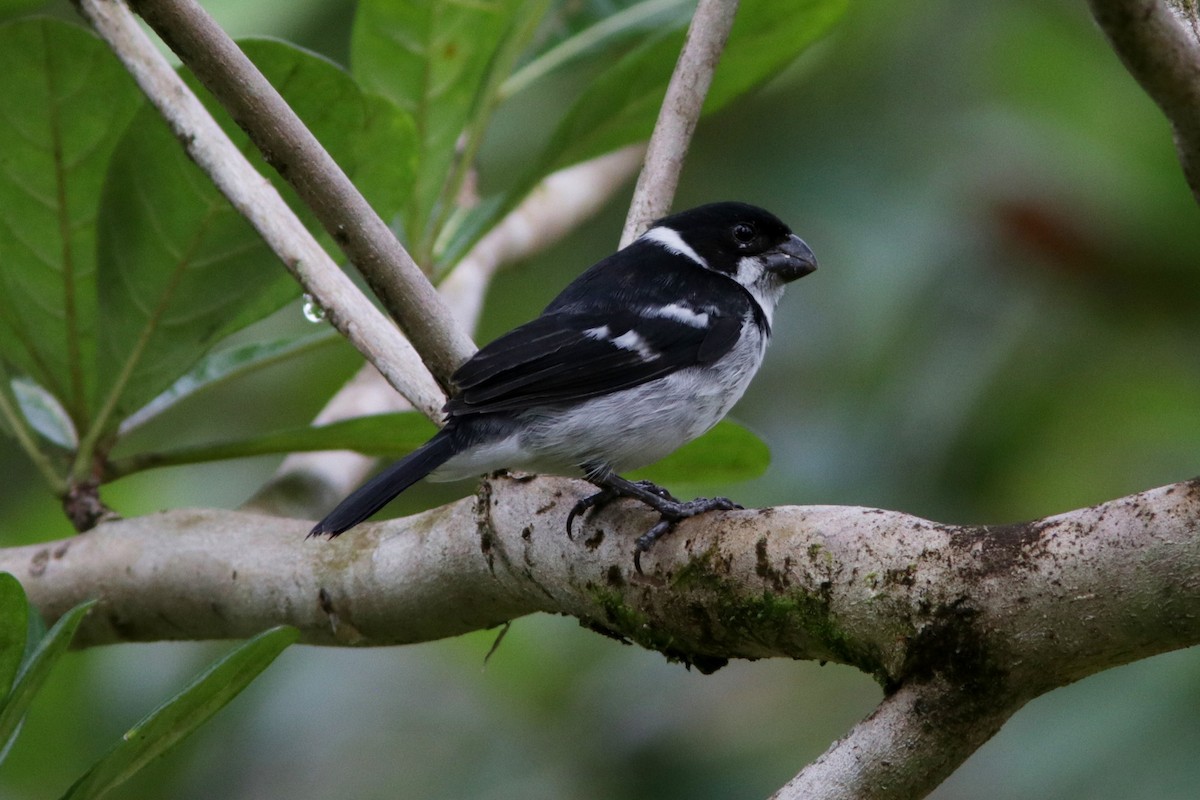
left=0, top=573, right=295, bottom=799
left=0, top=1, right=842, bottom=522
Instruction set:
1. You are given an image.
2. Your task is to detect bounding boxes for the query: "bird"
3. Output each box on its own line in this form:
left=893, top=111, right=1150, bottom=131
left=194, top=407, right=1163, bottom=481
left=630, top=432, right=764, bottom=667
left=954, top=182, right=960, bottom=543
left=309, top=201, right=817, bottom=563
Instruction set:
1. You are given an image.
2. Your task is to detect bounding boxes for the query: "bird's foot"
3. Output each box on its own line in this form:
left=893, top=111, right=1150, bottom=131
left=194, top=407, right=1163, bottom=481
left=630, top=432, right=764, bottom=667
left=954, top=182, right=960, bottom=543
left=571, top=472, right=740, bottom=572
left=632, top=495, right=742, bottom=573
left=566, top=480, right=678, bottom=538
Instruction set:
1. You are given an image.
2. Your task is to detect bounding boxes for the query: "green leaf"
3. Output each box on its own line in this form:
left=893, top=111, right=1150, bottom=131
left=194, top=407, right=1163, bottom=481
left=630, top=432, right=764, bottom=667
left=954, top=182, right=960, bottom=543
left=0, top=19, right=142, bottom=428
left=235, top=40, right=418, bottom=238
left=0, top=573, right=28, bottom=701
left=110, top=412, right=437, bottom=478
left=92, top=39, right=415, bottom=434
left=433, top=0, right=550, bottom=249
left=352, top=91, right=423, bottom=230
left=0, top=1, right=50, bottom=23
left=0, top=573, right=29, bottom=765
left=544, top=0, right=846, bottom=171
left=441, top=0, right=846, bottom=267
left=62, top=626, right=298, bottom=800
left=119, top=329, right=340, bottom=435
left=501, top=0, right=692, bottom=100
left=631, top=420, right=770, bottom=486
left=11, top=375, right=76, bottom=448
left=0, top=598, right=95, bottom=765
left=351, top=0, right=539, bottom=258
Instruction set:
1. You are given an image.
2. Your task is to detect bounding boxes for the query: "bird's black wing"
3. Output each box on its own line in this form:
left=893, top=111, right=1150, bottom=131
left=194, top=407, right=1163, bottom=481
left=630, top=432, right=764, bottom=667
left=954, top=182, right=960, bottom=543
left=446, top=309, right=743, bottom=416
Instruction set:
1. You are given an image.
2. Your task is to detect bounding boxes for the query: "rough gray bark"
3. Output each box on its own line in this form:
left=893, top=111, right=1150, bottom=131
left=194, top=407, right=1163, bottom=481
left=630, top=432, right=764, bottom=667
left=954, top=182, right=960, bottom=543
left=4, top=475, right=1198, bottom=800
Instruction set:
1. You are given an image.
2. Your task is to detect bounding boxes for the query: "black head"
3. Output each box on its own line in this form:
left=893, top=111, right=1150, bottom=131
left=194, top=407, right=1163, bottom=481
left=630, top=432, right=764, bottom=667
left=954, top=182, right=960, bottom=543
left=649, top=202, right=817, bottom=284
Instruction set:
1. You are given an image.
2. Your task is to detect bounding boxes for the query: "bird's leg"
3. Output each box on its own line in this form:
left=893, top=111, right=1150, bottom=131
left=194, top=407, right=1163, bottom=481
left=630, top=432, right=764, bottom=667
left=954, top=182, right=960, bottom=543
left=573, top=471, right=741, bottom=570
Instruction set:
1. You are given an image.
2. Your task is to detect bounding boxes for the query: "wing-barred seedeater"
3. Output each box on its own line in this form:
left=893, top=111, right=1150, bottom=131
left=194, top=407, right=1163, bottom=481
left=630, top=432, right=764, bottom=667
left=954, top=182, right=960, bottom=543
left=310, top=202, right=817, bottom=563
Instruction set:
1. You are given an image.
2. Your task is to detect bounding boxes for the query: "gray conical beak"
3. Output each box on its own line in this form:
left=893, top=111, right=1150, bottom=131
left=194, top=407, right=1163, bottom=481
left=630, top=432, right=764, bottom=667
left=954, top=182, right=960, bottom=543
left=765, top=234, right=818, bottom=283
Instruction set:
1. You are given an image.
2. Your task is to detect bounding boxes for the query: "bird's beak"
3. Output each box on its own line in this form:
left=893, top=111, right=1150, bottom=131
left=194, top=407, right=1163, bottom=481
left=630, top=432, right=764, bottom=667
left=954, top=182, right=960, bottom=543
left=764, top=234, right=818, bottom=283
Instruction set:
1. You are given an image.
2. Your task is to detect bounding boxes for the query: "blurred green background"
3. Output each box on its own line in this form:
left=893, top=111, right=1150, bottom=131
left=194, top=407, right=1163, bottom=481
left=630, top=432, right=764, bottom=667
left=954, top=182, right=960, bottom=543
left=4, top=0, right=1200, bottom=798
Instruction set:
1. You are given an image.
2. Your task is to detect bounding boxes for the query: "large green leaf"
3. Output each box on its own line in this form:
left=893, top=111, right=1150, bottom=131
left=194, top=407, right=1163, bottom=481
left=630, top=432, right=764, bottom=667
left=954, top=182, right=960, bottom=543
left=109, top=412, right=437, bottom=478
left=111, top=413, right=764, bottom=488
left=0, top=19, right=142, bottom=427
left=92, top=40, right=416, bottom=433
left=501, top=0, right=691, bottom=99
left=0, top=598, right=94, bottom=765
left=61, top=626, right=298, bottom=800
left=93, top=127, right=290, bottom=429
left=631, top=420, right=770, bottom=487
left=351, top=0, right=540, bottom=259
left=233, top=40, right=418, bottom=241
left=119, top=329, right=341, bottom=435
left=543, top=0, right=846, bottom=171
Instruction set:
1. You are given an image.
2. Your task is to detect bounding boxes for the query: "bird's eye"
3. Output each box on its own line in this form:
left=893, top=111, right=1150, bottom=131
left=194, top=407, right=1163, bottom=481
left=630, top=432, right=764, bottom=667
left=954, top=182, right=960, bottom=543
left=732, top=223, right=756, bottom=246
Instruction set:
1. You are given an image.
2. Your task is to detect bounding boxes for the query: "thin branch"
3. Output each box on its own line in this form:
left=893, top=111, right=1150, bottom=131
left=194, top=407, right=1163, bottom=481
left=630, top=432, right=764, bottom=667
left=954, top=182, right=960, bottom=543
left=245, top=146, right=645, bottom=519
left=125, top=0, right=478, bottom=388
left=71, top=0, right=445, bottom=421
left=620, top=0, right=740, bottom=246
left=771, top=679, right=1020, bottom=800
left=1089, top=0, right=1200, bottom=204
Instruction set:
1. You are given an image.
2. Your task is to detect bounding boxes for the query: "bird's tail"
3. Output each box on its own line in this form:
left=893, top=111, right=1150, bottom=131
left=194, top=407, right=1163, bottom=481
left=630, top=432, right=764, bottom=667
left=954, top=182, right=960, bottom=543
left=308, top=430, right=458, bottom=538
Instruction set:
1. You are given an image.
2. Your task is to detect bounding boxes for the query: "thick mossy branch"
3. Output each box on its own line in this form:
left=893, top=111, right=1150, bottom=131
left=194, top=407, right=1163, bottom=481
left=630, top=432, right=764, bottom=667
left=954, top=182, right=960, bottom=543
left=3, top=476, right=1199, bottom=799
left=2, top=475, right=1197, bottom=693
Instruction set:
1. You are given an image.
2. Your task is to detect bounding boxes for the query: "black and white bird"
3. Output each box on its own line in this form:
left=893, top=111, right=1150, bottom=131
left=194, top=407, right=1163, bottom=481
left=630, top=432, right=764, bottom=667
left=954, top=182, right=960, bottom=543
left=310, top=202, right=816, bottom=560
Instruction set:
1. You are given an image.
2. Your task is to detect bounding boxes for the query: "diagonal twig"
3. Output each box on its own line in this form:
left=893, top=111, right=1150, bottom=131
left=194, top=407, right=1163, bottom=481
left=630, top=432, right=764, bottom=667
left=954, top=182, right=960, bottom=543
left=126, top=0, right=478, bottom=388
left=1089, top=0, right=1200, bottom=204
left=620, top=0, right=740, bottom=246
left=243, top=145, right=645, bottom=518
left=71, top=0, right=445, bottom=420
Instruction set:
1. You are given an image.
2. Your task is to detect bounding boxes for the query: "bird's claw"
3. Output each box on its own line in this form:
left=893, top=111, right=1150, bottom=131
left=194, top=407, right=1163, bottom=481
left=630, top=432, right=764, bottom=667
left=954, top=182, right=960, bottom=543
left=566, top=474, right=741, bottom=572
left=566, top=488, right=616, bottom=538
left=631, top=496, right=743, bottom=573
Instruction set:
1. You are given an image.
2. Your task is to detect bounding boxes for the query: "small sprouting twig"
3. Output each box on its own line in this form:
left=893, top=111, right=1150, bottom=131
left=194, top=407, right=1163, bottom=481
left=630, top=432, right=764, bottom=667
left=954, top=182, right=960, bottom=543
left=620, top=0, right=740, bottom=246
left=72, top=0, right=445, bottom=420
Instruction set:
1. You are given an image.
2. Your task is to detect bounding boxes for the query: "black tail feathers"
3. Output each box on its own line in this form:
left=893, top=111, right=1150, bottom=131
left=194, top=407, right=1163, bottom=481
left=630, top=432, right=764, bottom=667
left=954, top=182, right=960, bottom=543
left=308, top=430, right=458, bottom=538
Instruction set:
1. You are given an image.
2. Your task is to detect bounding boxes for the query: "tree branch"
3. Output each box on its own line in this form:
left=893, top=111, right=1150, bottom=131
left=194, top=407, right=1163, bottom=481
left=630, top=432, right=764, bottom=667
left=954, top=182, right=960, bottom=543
left=1089, top=0, right=1200, bottom=203
left=71, top=0, right=446, bottom=421
left=6, top=475, right=1200, bottom=795
left=123, top=0, right=478, bottom=388
left=620, top=0, right=740, bottom=246
left=771, top=678, right=1019, bottom=800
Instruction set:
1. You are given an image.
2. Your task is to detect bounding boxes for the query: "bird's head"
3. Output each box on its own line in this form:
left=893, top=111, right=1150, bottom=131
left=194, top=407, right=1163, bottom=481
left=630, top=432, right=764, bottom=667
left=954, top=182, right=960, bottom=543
left=641, top=201, right=817, bottom=319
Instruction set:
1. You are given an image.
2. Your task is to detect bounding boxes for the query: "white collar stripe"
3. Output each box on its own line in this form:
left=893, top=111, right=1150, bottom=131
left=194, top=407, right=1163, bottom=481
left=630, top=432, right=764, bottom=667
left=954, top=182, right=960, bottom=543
left=642, top=226, right=708, bottom=268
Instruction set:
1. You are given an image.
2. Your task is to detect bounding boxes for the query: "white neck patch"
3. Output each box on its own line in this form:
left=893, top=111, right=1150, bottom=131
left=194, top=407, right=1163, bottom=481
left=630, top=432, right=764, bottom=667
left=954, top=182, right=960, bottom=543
left=641, top=226, right=708, bottom=269
left=735, top=255, right=785, bottom=326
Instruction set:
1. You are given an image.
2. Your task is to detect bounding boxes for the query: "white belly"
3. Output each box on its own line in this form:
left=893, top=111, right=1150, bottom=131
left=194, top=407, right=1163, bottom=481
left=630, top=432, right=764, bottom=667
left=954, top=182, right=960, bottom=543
left=432, top=318, right=769, bottom=480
